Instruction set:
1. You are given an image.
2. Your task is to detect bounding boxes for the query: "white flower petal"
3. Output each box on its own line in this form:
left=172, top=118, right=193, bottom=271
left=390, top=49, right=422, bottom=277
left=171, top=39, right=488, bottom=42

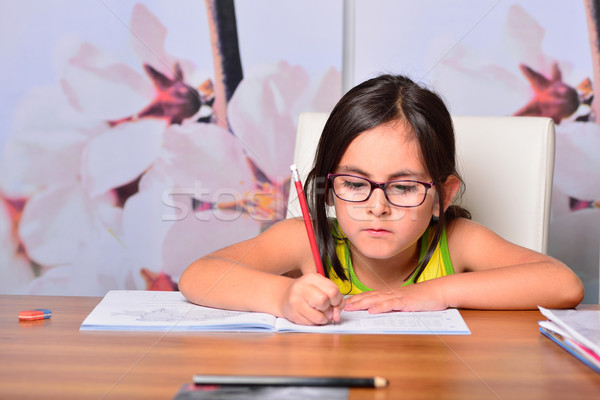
left=431, top=42, right=529, bottom=115
left=157, top=123, right=253, bottom=189
left=62, top=42, right=154, bottom=120
left=122, top=170, right=176, bottom=272
left=12, top=85, right=101, bottom=134
left=0, top=132, right=86, bottom=196
left=68, top=227, right=132, bottom=295
left=0, top=86, right=102, bottom=196
left=130, top=3, right=175, bottom=79
left=19, top=184, right=93, bottom=266
left=122, top=123, right=257, bottom=274
left=0, top=254, right=33, bottom=294
left=228, top=62, right=308, bottom=179
left=161, top=210, right=260, bottom=279
left=26, top=265, right=73, bottom=295
left=81, top=119, right=167, bottom=197
left=300, top=66, right=342, bottom=114
left=503, top=5, right=552, bottom=73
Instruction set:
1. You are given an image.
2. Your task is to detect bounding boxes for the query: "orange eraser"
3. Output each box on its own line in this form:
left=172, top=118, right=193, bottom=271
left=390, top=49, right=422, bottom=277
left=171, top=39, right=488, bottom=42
left=18, top=309, right=52, bottom=321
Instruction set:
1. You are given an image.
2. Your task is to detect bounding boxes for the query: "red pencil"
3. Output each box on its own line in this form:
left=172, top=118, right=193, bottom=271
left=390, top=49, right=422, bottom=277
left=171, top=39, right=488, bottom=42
left=290, top=164, right=325, bottom=276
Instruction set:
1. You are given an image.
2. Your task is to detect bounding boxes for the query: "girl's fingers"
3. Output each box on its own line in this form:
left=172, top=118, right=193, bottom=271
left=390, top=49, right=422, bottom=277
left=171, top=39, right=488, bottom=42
left=344, top=293, right=378, bottom=310
left=304, top=275, right=344, bottom=309
left=285, top=273, right=345, bottom=325
left=345, top=292, right=403, bottom=312
left=331, top=302, right=344, bottom=322
left=306, top=291, right=333, bottom=311
left=299, top=303, right=331, bottom=325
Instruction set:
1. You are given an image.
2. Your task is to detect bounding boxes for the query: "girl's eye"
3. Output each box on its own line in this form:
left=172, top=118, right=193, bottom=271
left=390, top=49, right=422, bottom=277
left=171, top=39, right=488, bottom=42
left=343, top=180, right=367, bottom=190
left=389, top=183, right=418, bottom=194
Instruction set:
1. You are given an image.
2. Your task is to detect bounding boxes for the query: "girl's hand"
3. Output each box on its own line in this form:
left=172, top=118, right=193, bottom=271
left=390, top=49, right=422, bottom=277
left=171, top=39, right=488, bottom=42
left=344, top=282, right=448, bottom=313
left=280, top=273, right=346, bottom=325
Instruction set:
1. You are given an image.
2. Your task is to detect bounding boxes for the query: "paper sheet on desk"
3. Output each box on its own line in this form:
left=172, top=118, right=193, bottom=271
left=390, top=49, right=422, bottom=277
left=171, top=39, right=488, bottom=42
left=80, top=290, right=470, bottom=334
left=538, top=306, right=600, bottom=356
left=275, top=308, right=470, bottom=334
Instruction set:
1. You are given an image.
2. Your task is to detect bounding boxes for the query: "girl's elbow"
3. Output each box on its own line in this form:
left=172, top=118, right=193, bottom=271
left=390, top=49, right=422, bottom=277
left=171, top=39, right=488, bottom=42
left=565, top=277, right=585, bottom=308
left=555, top=272, right=585, bottom=308
left=178, top=272, right=192, bottom=301
left=544, top=260, right=585, bottom=308
left=178, top=263, right=199, bottom=303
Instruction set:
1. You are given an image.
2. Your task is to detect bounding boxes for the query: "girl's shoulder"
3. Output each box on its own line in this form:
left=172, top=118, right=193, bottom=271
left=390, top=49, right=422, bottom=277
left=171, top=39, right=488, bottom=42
left=445, top=216, right=509, bottom=240
left=445, top=217, right=489, bottom=237
left=252, top=217, right=310, bottom=252
left=262, top=217, right=310, bottom=239
left=445, top=217, right=546, bottom=273
left=207, top=217, right=315, bottom=276
left=255, top=217, right=317, bottom=271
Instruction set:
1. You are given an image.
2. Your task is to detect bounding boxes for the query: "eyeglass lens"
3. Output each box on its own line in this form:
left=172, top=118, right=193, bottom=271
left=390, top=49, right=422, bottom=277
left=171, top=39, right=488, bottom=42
left=331, top=175, right=428, bottom=207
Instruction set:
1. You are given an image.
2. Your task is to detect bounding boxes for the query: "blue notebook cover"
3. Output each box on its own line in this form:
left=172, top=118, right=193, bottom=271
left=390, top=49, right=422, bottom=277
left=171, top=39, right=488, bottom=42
left=540, top=327, right=600, bottom=374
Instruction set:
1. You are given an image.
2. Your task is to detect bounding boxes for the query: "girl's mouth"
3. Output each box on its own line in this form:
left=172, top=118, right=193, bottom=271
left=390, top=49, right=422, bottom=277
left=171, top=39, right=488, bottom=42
left=364, top=228, right=391, bottom=236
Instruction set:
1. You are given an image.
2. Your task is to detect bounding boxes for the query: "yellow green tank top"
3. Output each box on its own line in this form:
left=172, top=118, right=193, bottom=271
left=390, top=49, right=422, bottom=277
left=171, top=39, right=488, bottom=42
left=326, top=220, right=454, bottom=295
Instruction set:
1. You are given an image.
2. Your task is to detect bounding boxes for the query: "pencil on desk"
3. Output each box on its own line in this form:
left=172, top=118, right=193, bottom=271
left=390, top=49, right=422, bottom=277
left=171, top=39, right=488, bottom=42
left=193, top=374, right=388, bottom=388
left=290, top=164, right=325, bottom=276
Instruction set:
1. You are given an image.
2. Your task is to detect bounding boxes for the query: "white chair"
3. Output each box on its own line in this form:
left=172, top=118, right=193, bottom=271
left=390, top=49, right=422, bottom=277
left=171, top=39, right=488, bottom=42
left=286, top=113, right=555, bottom=254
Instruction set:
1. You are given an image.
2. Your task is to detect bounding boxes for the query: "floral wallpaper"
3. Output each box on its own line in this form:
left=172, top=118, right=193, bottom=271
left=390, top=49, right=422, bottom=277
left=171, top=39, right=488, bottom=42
left=2, top=1, right=598, bottom=303
left=0, top=1, right=342, bottom=295
left=354, top=0, right=600, bottom=302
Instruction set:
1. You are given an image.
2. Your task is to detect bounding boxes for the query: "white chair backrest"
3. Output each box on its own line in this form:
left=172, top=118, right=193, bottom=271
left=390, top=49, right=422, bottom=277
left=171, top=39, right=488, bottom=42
left=286, top=113, right=555, bottom=254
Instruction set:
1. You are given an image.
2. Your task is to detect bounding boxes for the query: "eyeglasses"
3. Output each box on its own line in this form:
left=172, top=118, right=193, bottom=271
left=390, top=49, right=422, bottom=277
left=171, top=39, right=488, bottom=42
left=327, top=173, right=434, bottom=208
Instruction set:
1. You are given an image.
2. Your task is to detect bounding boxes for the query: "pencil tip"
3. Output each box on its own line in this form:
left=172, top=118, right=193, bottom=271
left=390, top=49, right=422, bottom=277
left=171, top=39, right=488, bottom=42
left=374, top=377, right=388, bottom=388
left=290, top=164, right=297, bottom=171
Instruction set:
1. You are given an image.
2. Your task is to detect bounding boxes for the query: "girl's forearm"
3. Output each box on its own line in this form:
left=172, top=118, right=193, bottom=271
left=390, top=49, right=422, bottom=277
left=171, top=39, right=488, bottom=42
left=439, top=261, right=584, bottom=310
left=179, top=256, right=292, bottom=316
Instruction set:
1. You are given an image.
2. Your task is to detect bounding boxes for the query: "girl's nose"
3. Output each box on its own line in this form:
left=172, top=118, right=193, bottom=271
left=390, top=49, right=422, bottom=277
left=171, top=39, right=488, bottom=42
left=367, top=188, right=390, bottom=216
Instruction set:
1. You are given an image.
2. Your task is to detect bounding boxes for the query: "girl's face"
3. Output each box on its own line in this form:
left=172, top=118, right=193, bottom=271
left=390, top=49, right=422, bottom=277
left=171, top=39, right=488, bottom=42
left=331, top=121, right=436, bottom=263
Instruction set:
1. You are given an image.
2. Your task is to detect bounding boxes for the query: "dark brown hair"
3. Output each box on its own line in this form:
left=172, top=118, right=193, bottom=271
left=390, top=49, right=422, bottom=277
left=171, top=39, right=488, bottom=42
left=305, top=74, right=470, bottom=282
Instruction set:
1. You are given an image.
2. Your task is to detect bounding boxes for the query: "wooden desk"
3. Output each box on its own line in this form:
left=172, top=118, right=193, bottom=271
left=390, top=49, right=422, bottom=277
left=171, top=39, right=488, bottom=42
left=1, top=295, right=598, bottom=400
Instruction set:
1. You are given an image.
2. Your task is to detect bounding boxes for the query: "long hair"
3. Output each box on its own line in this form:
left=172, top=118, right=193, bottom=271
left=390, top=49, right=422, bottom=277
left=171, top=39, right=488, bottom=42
left=305, top=74, right=470, bottom=282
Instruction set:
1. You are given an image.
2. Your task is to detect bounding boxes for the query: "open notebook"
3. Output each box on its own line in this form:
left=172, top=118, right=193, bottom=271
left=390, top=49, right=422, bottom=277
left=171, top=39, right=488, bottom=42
left=80, top=290, right=470, bottom=334
left=538, top=306, right=600, bottom=373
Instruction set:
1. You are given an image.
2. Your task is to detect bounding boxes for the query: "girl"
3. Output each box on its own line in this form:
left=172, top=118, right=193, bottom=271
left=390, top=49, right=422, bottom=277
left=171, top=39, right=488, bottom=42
left=179, top=74, right=584, bottom=326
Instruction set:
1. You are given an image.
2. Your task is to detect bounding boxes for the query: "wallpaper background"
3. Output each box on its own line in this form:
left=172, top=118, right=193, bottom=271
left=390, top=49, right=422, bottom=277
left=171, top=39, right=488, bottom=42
left=1, top=0, right=598, bottom=302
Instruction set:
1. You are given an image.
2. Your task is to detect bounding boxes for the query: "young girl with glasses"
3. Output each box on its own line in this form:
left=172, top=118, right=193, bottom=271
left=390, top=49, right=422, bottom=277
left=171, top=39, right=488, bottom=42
left=179, top=74, right=584, bottom=326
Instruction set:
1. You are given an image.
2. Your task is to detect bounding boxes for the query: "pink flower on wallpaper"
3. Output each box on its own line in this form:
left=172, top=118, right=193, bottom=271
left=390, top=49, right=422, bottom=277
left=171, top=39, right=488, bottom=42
left=159, top=64, right=341, bottom=276
left=122, top=121, right=259, bottom=279
left=429, top=6, right=598, bottom=208
left=431, top=5, right=589, bottom=120
left=229, top=62, right=340, bottom=182
left=427, top=4, right=599, bottom=300
left=0, top=8, right=219, bottom=292
left=0, top=4, right=341, bottom=294
left=0, top=85, right=120, bottom=269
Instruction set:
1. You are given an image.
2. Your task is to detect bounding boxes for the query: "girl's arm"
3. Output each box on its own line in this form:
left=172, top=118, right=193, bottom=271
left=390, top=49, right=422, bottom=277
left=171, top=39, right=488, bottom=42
left=345, top=218, right=584, bottom=313
left=442, top=218, right=584, bottom=309
left=178, top=218, right=345, bottom=325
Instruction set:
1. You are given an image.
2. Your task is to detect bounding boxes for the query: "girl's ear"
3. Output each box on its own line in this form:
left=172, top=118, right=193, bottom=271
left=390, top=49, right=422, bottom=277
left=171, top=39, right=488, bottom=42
left=432, top=175, right=461, bottom=218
